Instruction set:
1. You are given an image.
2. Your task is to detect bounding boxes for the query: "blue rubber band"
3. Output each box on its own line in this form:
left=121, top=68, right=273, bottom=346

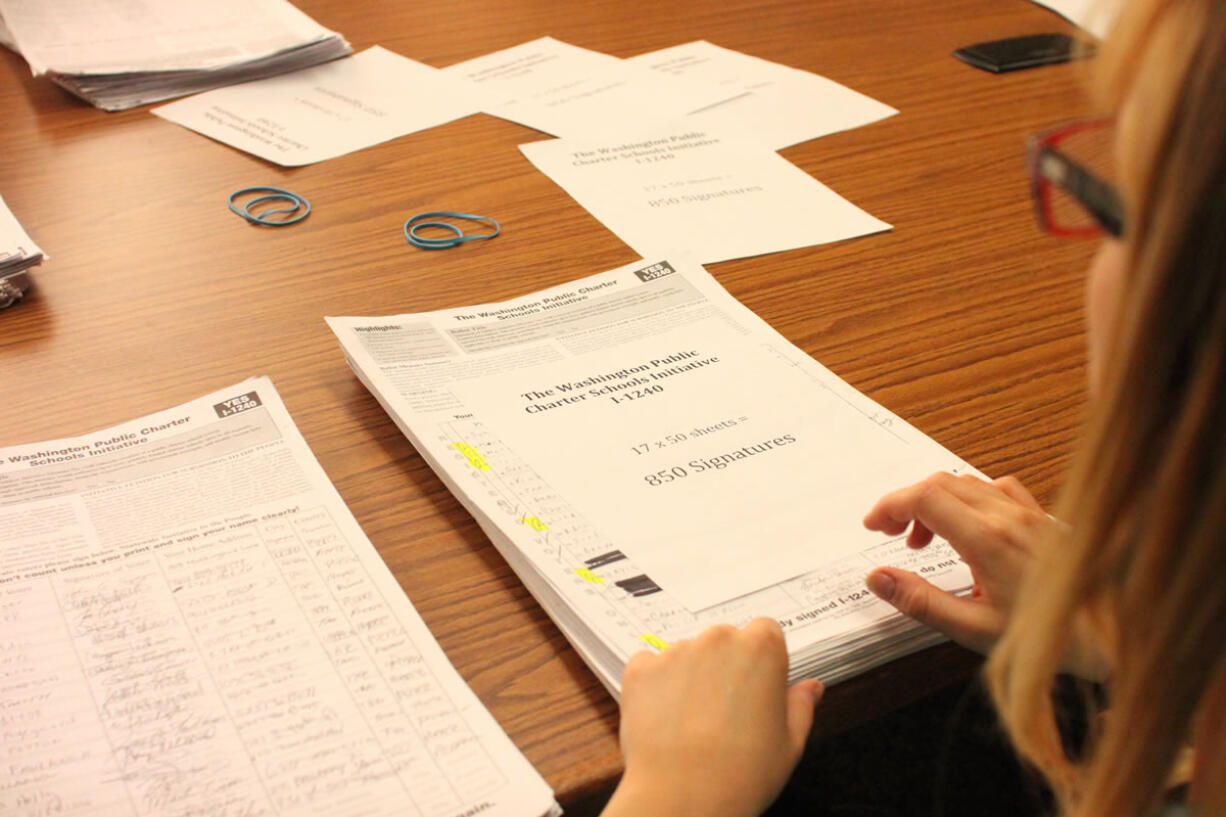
left=228, top=186, right=310, bottom=226
left=404, top=211, right=500, bottom=250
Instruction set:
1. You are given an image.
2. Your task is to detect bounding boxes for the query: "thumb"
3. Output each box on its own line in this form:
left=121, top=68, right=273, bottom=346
left=866, top=568, right=999, bottom=653
left=786, top=679, right=824, bottom=755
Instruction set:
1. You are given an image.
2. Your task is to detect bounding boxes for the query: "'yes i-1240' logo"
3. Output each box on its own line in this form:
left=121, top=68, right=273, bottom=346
left=633, top=261, right=676, bottom=282
left=214, top=391, right=263, bottom=418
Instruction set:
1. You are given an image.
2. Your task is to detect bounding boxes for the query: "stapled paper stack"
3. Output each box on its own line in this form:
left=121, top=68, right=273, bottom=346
left=0, top=192, right=43, bottom=308
left=328, top=257, right=977, bottom=694
left=0, top=0, right=351, bottom=110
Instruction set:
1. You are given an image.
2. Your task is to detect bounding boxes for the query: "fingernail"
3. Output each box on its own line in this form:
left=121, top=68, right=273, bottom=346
left=866, top=571, right=895, bottom=601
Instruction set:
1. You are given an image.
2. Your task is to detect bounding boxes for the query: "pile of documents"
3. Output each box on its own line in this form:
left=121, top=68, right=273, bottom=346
left=0, top=191, right=43, bottom=308
left=0, top=378, right=557, bottom=817
left=328, top=257, right=977, bottom=692
left=0, top=0, right=350, bottom=110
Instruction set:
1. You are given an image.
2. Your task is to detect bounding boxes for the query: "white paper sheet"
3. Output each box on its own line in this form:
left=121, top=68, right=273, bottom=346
left=152, top=46, right=484, bottom=165
left=0, top=191, right=43, bottom=269
left=0, top=0, right=338, bottom=74
left=442, top=37, right=737, bottom=139
left=448, top=312, right=956, bottom=609
left=0, top=378, right=555, bottom=817
left=0, top=13, right=15, bottom=50
left=627, top=41, right=897, bottom=150
left=520, top=126, right=890, bottom=263
left=1028, top=0, right=1121, bottom=38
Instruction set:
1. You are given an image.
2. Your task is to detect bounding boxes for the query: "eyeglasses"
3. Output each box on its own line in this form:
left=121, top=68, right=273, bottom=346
left=1027, top=119, right=1125, bottom=238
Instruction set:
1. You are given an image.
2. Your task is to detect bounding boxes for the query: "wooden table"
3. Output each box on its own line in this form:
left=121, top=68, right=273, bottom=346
left=0, top=0, right=1098, bottom=809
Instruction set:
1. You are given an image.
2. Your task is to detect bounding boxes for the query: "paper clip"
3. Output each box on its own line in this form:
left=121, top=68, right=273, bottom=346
left=228, top=186, right=311, bottom=226
left=404, top=211, right=500, bottom=250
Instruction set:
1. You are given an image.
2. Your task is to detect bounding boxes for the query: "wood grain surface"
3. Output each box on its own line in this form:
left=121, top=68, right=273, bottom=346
left=0, top=0, right=1099, bottom=806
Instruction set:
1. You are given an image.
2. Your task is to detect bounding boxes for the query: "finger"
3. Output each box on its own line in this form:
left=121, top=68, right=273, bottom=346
left=906, top=520, right=935, bottom=549
left=741, top=616, right=788, bottom=676
left=863, top=481, right=925, bottom=533
left=694, top=622, right=738, bottom=648
left=945, top=473, right=1041, bottom=519
left=622, top=648, right=661, bottom=685
left=992, top=475, right=1044, bottom=512
left=865, top=568, right=1001, bottom=653
left=863, top=475, right=988, bottom=558
left=786, top=679, right=824, bottom=755
left=742, top=615, right=785, bottom=644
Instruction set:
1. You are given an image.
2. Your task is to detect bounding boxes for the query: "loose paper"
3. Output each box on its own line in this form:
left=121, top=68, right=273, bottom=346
left=153, top=46, right=484, bottom=165
left=628, top=41, right=897, bottom=150
left=520, top=126, right=890, bottom=263
left=1028, top=0, right=1121, bottom=38
left=443, top=37, right=736, bottom=139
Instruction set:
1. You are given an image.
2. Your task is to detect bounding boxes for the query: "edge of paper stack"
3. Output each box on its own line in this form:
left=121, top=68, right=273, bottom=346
left=0, top=0, right=351, bottom=110
left=0, top=192, right=43, bottom=307
left=328, top=257, right=977, bottom=696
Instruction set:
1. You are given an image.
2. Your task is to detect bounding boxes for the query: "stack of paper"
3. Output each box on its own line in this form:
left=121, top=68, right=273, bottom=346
left=0, top=191, right=43, bottom=308
left=328, top=258, right=976, bottom=693
left=0, top=0, right=351, bottom=110
left=0, top=378, right=557, bottom=817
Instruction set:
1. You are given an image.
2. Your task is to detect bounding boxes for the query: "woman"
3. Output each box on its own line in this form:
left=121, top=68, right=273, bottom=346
left=599, top=0, right=1226, bottom=814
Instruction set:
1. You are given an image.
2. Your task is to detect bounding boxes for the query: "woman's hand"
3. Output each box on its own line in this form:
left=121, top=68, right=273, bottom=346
left=862, top=472, right=1110, bottom=679
left=862, top=472, right=1059, bottom=654
left=602, top=617, right=823, bottom=817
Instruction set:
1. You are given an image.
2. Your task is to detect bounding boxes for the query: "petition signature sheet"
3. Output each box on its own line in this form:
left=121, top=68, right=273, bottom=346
left=0, top=378, right=554, bottom=817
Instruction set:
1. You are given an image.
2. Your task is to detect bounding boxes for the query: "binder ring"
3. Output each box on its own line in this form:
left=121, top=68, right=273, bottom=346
left=228, top=186, right=311, bottom=226
left=404, top=211, right=500, bottom=250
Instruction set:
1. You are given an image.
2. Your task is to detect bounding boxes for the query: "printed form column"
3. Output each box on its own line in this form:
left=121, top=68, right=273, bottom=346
left=55, top=552, right=271, bottom=816
left=288, top=508, right=506, bottom=813
left=0, top=577, right=130, bottom=816
left=161, top=523, right=406, bottom=817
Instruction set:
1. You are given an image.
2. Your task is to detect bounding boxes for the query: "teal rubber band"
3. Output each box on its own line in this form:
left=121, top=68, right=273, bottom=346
left=404, top=211, right=500, bottom=250
left=228, top=186, right=310, bottom=226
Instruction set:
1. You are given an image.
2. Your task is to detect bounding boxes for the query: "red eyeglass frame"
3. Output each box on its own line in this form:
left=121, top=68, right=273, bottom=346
left=1026, top=118, right=1124, bottom=238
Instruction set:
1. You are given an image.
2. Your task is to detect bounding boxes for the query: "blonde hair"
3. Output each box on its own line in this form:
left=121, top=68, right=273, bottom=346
left=986, top=1, right=1226, bottom=815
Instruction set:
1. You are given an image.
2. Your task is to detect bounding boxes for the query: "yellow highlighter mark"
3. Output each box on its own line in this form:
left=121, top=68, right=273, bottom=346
left=519, top=515, right=550, bottom=532
left=640, top=634, right=669, bottom=651
left=452, top=442, right=490, bottom=471
left=574, top=568, right=604, bottom=585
